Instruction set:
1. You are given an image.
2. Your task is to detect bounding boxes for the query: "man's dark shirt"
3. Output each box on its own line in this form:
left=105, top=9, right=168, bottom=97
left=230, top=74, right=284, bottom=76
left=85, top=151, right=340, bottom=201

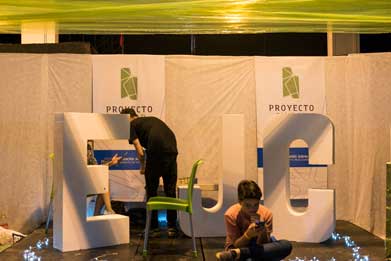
left=129, top=117, right=178, bottom=157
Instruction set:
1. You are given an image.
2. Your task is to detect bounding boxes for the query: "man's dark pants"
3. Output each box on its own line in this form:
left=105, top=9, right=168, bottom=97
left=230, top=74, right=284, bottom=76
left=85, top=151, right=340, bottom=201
left=239, top=239, right=292, bottom=261
left=144, top=153, right=178, bottom=229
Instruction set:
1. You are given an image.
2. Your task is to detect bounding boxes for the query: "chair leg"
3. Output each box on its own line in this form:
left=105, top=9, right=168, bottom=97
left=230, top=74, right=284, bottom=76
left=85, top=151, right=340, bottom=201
left=143, top=210, right=152, bottom=256
left=189, top=213, right=197, bottom=257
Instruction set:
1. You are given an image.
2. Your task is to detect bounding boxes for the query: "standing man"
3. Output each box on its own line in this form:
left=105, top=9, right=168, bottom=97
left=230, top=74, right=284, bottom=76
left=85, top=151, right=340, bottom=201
left=121, top=108, right=178, bottom=237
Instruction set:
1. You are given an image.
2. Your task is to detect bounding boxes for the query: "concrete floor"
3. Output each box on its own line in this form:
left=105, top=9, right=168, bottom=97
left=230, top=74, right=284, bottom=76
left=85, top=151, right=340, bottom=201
left=0, top=220, right=385, bottom=260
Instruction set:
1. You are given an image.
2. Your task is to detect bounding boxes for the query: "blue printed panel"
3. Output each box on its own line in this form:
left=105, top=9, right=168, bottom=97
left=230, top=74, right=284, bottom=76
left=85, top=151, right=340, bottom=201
left=93, top=150, right=141, bottom=170
left=257, top=147, right=327, bottom=168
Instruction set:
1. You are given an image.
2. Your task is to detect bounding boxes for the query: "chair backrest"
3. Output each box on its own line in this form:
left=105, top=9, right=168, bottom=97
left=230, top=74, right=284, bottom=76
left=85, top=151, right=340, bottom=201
left=187, top=159, right=203, bottom=214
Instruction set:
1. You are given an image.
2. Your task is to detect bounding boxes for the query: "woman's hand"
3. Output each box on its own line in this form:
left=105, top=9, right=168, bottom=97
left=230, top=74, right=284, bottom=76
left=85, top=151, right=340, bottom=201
left=110, top=154, right=122, bottom=166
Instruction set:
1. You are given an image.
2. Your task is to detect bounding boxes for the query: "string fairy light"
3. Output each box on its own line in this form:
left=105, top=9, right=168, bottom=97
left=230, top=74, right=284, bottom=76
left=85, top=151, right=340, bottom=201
left=22, top=237, right=50, bottom=261
left=284, top=232, right=370, bottom=261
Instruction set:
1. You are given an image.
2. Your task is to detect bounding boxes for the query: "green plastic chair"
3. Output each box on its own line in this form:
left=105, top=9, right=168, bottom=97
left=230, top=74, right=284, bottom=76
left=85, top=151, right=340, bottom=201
left=143, top=159, right=203, bottom=257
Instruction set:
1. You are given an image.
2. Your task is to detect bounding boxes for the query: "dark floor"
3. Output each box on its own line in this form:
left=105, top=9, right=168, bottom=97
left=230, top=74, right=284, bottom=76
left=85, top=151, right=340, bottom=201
left=0, top=220, right=385, bottom=261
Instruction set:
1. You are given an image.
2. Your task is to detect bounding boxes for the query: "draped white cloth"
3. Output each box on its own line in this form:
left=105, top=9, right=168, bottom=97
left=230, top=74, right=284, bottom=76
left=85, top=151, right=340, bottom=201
left=165, top=56, right=258, bottom=191
left=0, top=54, right=91, bottom=234
left=0, top=53, right=389, bottom=239
left=326, top=53, right=391, bottom=238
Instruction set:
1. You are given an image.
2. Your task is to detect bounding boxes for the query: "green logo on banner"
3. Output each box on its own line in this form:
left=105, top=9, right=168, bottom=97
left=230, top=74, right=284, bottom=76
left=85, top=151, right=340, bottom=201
left=121, top=68, right=138, bottom=100
left=282, top=67, right=299, bottom=99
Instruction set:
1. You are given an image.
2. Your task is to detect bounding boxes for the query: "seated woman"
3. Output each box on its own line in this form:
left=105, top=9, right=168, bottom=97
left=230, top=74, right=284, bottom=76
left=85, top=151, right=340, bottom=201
left=87, top=141, right=122, bottom=215
left=216, top=180, right=292, bottom=261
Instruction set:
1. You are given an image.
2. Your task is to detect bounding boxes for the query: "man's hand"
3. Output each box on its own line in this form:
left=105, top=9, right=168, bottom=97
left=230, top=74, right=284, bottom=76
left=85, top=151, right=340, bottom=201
left=139, top=154, right=146, bottom=175
left=244, top=222, right=263, bottom=239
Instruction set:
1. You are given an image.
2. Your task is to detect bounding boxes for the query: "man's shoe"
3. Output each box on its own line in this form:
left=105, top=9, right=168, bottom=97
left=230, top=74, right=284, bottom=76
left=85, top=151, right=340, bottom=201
left=148, top=228, right=161, bottom=238
left=167, top=227, right=178, bottom=238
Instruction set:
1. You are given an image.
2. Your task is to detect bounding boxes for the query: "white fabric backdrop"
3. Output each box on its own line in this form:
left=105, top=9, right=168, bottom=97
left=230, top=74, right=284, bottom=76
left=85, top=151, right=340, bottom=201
left=0, top=54, right=91, bottom=234
left=165, top=56, right=258, bottom=191
left=0, top=54, right=47, bottom=234
left=0, top=53, right=389, bottom=239
left=326, top=53, right=391, bottom=238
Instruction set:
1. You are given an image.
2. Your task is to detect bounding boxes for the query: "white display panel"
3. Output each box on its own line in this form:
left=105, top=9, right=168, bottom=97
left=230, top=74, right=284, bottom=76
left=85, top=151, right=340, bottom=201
left=54, top=113, right=130, bottom=252
left=263, top=113, right=335, bottom=242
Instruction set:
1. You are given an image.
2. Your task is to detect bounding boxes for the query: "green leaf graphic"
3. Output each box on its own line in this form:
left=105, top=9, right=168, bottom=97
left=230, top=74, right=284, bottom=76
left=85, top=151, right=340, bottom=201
left=282, top=67, right=299, bottom=99
left=121, top=68, right=138, bottom=100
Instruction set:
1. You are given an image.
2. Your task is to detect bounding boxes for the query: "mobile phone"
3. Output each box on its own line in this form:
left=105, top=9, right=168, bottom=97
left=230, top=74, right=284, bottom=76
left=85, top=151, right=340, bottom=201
left=255, top=220, right=265, bottom=227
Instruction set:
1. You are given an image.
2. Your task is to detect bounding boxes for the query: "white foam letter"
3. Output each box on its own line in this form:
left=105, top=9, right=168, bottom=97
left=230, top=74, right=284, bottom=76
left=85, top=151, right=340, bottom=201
left=263, top=113, right=335, bottom=242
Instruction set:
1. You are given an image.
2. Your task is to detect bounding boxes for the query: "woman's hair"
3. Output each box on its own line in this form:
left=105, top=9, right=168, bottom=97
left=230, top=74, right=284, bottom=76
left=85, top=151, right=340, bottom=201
left=237, top=180, right=262, bottom=201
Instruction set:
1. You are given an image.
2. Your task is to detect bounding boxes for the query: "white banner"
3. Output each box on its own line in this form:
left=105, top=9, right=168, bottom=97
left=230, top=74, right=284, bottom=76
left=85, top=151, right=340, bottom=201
left=93, top=54, right=165, bottom=117
left=255, top=57, right=327, bottom=199
left=92, top=55, right=166, bottom=202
